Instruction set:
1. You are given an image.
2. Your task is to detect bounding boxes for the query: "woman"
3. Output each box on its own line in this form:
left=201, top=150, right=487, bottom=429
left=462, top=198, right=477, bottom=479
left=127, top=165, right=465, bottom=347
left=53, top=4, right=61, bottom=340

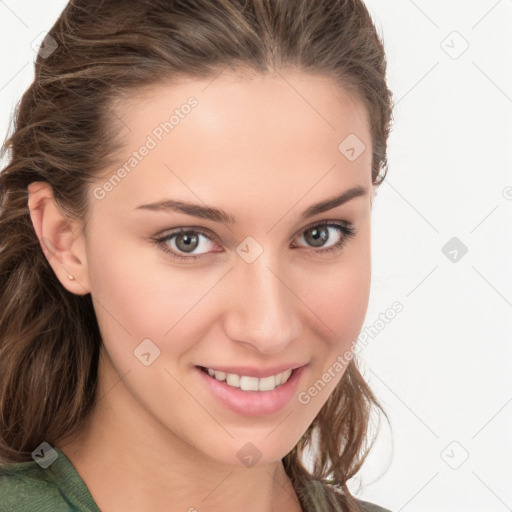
left=0, top=0, right=394, bottom=510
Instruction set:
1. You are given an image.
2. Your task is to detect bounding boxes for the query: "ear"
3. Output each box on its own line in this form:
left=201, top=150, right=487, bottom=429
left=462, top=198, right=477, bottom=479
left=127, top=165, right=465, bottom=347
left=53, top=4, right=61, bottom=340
left=27, top=181, right=91, bottom=295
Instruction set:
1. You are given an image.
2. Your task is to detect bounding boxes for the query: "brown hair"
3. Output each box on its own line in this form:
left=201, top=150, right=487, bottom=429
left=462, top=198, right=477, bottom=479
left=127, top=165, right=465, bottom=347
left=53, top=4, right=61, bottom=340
left=0, top=1, right=393, bottom=510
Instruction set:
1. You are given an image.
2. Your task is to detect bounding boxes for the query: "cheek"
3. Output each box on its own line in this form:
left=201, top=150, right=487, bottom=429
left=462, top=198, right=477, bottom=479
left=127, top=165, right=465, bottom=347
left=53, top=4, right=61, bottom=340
left=85, top=224, right=224, bottom=372
left=292, top=242, right=370, bottom=412
left=298, top=227, right=371, bottom=348
left=84, top=226, right=188, bottom=358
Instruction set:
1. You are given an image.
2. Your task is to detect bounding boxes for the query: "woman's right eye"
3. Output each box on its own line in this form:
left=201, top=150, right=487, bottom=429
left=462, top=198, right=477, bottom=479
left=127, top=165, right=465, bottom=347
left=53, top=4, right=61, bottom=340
left=152, top=228, right=219, bottom=262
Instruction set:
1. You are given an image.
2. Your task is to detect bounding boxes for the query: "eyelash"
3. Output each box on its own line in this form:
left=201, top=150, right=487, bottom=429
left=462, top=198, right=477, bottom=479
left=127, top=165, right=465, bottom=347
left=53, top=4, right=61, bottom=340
left=151, top=221, right=356, bottom=263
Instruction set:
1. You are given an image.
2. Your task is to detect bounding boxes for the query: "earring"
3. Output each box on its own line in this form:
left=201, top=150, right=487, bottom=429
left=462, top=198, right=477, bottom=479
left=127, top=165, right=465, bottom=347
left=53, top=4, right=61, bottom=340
left=68, top=275, right=75, bottom=280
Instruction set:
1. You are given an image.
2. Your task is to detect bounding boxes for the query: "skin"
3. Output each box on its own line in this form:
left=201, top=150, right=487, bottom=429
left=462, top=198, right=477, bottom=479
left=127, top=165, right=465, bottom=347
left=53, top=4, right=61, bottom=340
left=28, top=69, right=376, bottom=512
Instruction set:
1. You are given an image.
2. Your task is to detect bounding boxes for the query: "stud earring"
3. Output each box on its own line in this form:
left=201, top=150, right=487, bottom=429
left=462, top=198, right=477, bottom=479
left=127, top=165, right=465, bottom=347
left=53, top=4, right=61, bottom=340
left=68, top=275, right=75, bottom=280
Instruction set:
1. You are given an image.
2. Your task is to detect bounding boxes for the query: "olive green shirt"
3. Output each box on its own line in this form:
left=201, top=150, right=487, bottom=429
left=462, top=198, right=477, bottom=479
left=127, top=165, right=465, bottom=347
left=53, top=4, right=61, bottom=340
left=0, top=447, right=392, bottom=511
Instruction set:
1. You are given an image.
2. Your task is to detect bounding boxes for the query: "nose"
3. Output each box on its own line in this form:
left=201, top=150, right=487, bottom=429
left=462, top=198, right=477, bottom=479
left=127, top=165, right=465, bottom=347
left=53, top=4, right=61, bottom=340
left=223, top=249, right=302, bottom=354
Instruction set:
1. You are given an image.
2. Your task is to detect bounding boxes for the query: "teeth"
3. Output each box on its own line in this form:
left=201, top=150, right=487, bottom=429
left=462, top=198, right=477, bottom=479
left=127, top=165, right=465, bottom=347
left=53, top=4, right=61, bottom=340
left=214, top=370, right=226, bottom=381
left=226, top=373, right=240, bottom=387
left=257, top=376, right=275, bottom=392
left=240, top=376, right=259, bottom=391
left=204, top=367, right=294, bottom=391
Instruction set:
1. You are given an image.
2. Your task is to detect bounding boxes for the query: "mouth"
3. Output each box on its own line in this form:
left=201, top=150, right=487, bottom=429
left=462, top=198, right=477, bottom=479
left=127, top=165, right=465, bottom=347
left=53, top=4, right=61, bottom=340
left=195, top=363, right=308, bottom=416
left=196, top=365, right=296, bottom=392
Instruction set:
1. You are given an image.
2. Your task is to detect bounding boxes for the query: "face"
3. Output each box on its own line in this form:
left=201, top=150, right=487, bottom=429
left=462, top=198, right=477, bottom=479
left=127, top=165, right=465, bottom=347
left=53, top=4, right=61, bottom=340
left=81, top=70, right=374, bottom=467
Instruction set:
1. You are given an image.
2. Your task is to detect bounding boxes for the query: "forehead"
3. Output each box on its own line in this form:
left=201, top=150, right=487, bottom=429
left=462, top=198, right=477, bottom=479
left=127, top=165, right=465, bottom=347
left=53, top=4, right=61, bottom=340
left=115, top=70, right=370, bottom=145
left=93, top=71, right=372, bottom=219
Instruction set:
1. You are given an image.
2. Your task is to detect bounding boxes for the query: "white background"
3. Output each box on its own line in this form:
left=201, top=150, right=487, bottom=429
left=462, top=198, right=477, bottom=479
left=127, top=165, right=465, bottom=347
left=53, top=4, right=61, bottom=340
left=1, top=1, right=511, bottom=511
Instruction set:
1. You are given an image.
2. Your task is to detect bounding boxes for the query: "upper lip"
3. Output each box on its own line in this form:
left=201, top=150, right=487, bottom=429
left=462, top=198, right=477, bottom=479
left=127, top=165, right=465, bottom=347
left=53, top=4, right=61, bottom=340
left=197, top=363, right=307, bottom=379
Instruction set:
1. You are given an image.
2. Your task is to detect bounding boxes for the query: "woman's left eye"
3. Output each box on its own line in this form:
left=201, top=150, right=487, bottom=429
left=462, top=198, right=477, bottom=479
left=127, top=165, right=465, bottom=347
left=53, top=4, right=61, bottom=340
left=151, top=221, right=356, bottom=262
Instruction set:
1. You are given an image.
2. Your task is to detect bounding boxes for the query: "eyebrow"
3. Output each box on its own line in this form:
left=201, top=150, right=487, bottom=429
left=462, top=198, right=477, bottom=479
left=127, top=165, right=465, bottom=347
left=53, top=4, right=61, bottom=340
left=135, top=185, right=368, bottom=224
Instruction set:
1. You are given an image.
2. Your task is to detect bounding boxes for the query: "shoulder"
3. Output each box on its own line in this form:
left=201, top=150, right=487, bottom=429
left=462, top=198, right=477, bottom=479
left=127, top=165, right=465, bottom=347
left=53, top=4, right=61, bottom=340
left=354, top=497, right=394, bottom=512
left=0, top=459, right=70, bottom=512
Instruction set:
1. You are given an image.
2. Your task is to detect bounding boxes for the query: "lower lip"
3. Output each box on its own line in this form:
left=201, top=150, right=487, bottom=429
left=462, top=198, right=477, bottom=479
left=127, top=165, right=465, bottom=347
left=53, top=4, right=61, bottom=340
left=195, top=365, right=307, bottom=417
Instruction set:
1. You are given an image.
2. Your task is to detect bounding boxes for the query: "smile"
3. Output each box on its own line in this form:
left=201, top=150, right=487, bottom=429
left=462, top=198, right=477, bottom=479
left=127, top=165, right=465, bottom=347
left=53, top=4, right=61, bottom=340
left=199, top=366, right=293, bottom=392
left=195, top=363, right=308, bottom=416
